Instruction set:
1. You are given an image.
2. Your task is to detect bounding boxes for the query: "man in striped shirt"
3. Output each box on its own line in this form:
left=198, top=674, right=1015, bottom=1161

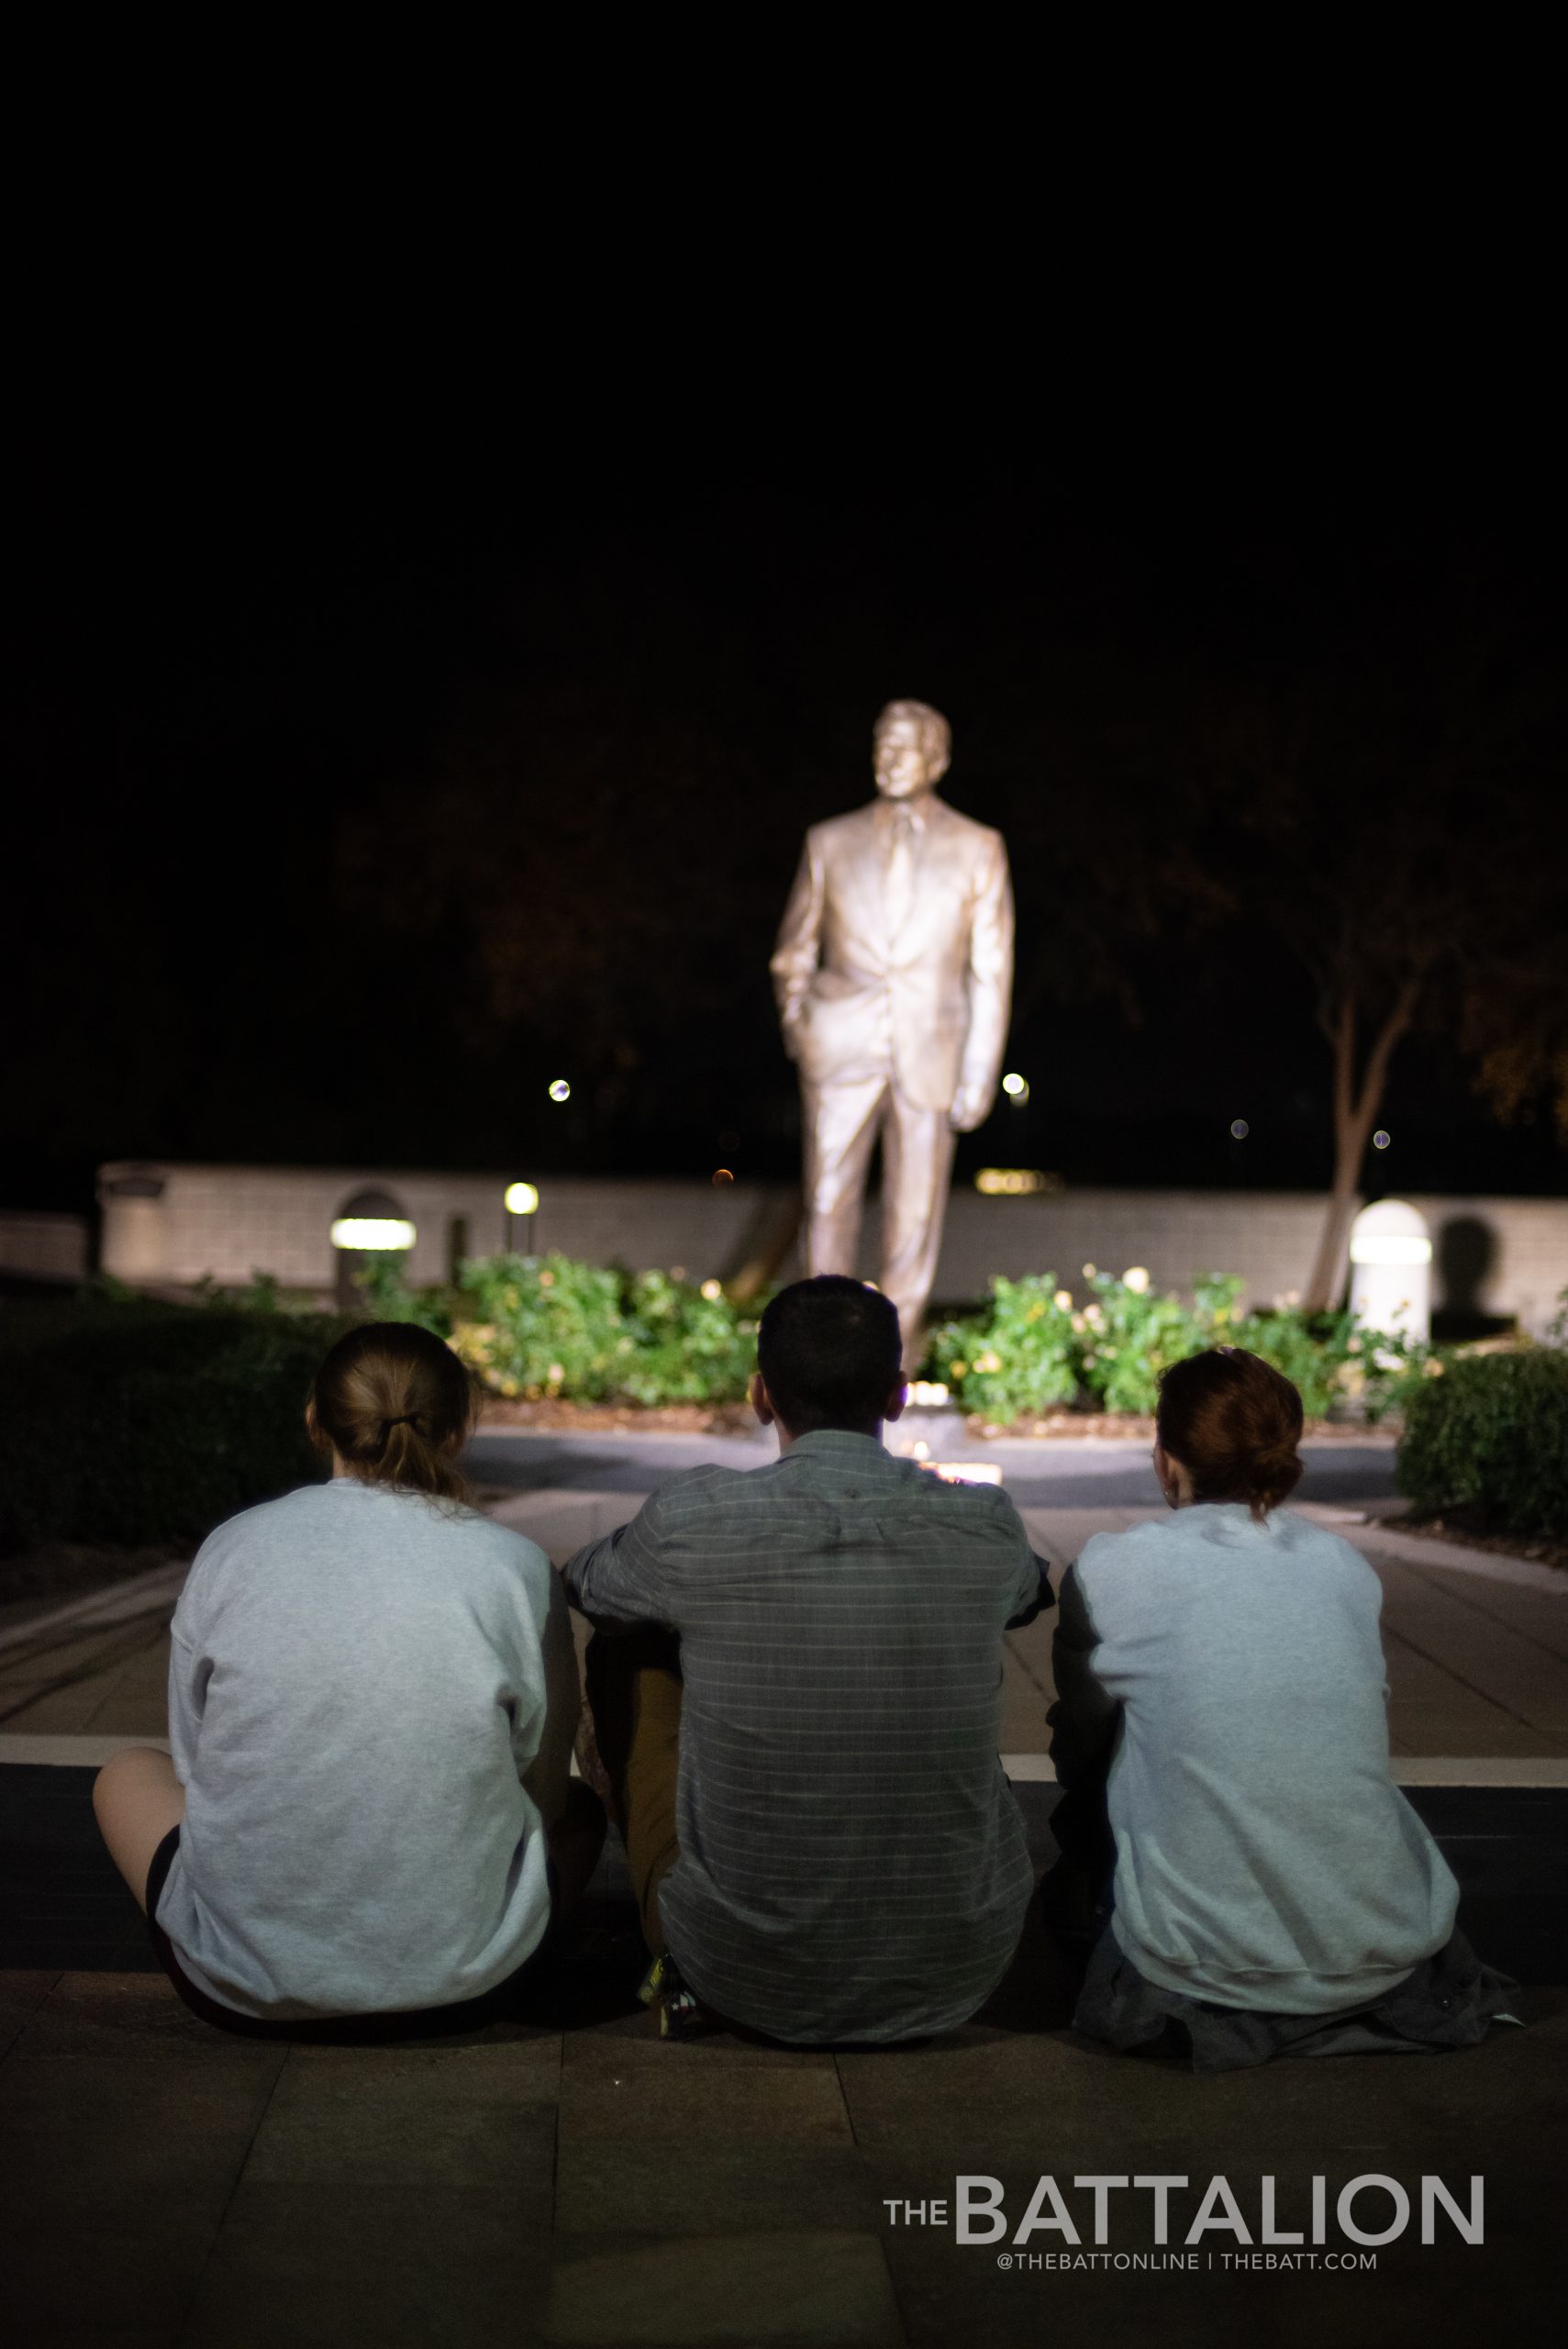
left=563, top=1275, right=1050, bottom=2043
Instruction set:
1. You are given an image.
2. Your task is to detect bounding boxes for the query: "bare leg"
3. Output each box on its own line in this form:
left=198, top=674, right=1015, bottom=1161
left=94, top=1747, right=185, bottom=1913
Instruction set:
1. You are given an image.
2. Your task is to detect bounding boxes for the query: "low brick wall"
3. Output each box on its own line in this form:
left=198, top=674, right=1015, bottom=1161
left=0, top=1211, right=89, bottom=1281
left=95, top=1162, right=1568, bottom=1335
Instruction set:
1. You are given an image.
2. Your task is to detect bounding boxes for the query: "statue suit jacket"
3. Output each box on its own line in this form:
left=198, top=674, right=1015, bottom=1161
left=770, top=795, right=1014, bottom=1119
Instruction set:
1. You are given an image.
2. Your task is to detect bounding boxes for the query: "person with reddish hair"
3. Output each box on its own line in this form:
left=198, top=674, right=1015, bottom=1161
left=1045, top=1346, right=1512, bottom=2068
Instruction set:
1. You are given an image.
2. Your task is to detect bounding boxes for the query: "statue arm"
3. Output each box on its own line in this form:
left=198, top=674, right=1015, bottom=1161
left=950, top=831, right=1015, bottom=1132
left=770, top=834, right=825, bottom=1061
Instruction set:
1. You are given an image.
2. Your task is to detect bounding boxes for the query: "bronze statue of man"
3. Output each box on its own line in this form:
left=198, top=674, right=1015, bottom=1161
left=771, top=698, right=1015, bottom=1366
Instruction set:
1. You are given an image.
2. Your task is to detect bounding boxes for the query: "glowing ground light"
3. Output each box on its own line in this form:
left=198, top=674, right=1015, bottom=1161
left=1350, top=1232, right=1431, bottom=1265
left=1001, top=1072, right=1029, bottom=1102
left=1373, top=1130, right=1392, bottom=1150
left=712, top=1168, right=734, bottom=1186
left=548, top=1080, right=571, bottom=1103
left=1230, top=1119, right=1250, bottom=1140
left=329, top=1218, right=416, bottom=1252
left=504, top=1182, right=539, bottom=1216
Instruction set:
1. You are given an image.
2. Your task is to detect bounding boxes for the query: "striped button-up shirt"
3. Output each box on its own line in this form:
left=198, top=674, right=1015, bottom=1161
left=564, top=1430, right=1050, bottom=2043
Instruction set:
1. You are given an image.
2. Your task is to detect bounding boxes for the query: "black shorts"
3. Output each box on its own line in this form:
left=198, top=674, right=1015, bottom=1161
left=144, top=1826, right=558, bottom=2043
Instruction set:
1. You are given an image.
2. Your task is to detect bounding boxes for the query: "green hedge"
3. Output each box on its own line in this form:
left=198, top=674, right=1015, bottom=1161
left=1396, top=1348, right=1568, bottom=1540
left=0, top=1299, right=346, bottom=1558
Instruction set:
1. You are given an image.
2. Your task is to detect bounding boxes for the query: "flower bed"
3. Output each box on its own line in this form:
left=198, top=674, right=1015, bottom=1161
left=929, top=1266, right=1436, bottom=1426
left=359, top=1252, right=762, bottom=1408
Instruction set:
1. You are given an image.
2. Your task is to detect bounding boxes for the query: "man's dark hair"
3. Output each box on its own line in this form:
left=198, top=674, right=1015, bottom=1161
left=756, top=1276, right=903, bottom=1434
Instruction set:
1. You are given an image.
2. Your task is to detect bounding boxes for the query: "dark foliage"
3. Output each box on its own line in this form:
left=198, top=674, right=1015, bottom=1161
left=0, top=1302, right=348, bottom=1558
left=1396, top=1349, right=1568, bottom=1541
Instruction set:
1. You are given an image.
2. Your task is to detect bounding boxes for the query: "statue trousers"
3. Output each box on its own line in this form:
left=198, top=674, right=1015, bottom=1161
left=801, top=1074, right=956, bottom=1362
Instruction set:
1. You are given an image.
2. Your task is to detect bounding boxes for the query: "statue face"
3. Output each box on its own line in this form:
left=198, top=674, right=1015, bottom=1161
left=873, top=707, right=949, bottom=799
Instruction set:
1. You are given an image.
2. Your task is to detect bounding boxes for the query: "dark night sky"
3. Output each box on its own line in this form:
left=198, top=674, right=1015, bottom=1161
left=6, top=335, right=1567, bottom=1219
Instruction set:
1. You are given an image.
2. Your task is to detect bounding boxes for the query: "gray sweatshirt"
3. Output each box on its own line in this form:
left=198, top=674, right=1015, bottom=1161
left=159, top=1477, right=554, bottom=2019
left=1057, top=1504, right=1458, bottom=2011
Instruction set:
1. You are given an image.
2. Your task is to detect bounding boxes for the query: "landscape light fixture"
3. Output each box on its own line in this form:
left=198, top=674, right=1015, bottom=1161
left=1230, top=1119, right=1250, bottom=1140
left=1348, top=1198, right=1432, bottom=1343
left=1373, top=1130, right=1392, bottom=1150
left=504, top=1181, right=539, bottom=1253
left=1001, top=1072, right=1029, bottom=1104
left=329, top=1218, right=416, bottom=1252
left=548, top=1079, right=571, bottom=1103
left=974, top=1167, right=1052, bottom=1197
left=1349, top=1232, right=1432, bottom=1267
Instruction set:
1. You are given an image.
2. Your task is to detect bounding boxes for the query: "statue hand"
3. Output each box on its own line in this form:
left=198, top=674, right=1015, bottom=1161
left=948, top=1090, right=990, bottom=1134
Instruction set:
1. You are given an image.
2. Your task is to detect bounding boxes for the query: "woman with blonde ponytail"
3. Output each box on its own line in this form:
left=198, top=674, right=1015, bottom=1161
left=94, top=1322, right=604, bottom=2035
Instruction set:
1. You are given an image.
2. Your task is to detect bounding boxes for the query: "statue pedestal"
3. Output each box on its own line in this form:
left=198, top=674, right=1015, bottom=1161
left=885, top=1406, right=1003, bottom=1486
left=885, top=1404, right=967, bottom=1463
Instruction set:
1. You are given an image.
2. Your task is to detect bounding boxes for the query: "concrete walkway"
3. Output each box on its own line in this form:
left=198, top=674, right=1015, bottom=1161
left=0, top=1956, right=1562, bottom=2348
left=2, top=1430, right=1566, bottom=2344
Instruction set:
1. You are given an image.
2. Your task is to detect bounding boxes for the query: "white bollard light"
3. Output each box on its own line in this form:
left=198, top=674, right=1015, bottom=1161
left=1348, top=1199, right=1431, bottom=1343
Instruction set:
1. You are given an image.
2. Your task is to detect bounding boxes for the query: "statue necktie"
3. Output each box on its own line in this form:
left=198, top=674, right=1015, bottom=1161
left=884, top=807, right=916, bottom=938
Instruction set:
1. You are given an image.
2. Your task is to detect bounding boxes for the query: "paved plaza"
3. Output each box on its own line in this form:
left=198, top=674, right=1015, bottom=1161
left=1, top=1430, right=1565, bottom=2343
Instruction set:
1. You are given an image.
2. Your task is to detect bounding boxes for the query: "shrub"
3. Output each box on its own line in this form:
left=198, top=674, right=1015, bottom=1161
left=449, top=1254, right=760, bottom=1407
left=350, top=1254, right=458, bottom=1336
left=1396, top=1347, right=1568, bottom=1539
left=0, top=1299, right=349, bottom=1559
left=1076, top=1269, right=1226, bottom=1414
left=615, top=1270, right=760, bottom=1406
left=451, top=1253, right=626, bottom=1399
left=928, top=1264, right=1435, bottom=1424
left=928, top=1275, right=1079, bottom=1421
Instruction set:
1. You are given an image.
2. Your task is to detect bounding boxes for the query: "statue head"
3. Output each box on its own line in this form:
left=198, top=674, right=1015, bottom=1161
left=873, top=699, right=951, bottom=800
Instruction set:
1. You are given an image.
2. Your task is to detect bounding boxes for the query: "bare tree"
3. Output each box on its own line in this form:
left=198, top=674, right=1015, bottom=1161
left=1203, top=576, right=1567, bottom=1310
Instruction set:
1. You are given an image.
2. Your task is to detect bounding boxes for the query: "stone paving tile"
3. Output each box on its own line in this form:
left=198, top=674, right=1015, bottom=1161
left=0, top=2047, right=286, bottom=2342
left=0, top=1617, right=173, bottom=1736
left=1418, top=1574, right=1568, bottom=1667
left=0, top=1964, right=57, bottom=2059
left=563, top=2010, right=841, bottom=2070
left=239, top=2040, right=562, bottom=2192
left=20, top=2332, right=172, bottom=2349
left=14, top=1970, right=275, bottom=2059
left=1373, top=1553, right=1568, bottom=1742
left=833, top=1991, right=1568, bottom=2159
left=182, top=2181, right=551, bottom=2349
left=547, top=2227, right=906, bottom=2346
left=3, top=2199, right=240, bottom=2343
left=559, top=2048, right=855, bottom=2145
left=1385, top=1696, right=1561, bottom=1758
left=0, top=2048, right=286, bottom=2176
left=554, top=2138, right=883, bottom=2236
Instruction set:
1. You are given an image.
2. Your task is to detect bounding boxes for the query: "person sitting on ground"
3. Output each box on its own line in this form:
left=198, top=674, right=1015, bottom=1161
left=1044, top=1344, right=1514, bottom=2070
left=94, top=1320, right=604, bottom=2036
left=563, top=1274, right=1051, bottom=2043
